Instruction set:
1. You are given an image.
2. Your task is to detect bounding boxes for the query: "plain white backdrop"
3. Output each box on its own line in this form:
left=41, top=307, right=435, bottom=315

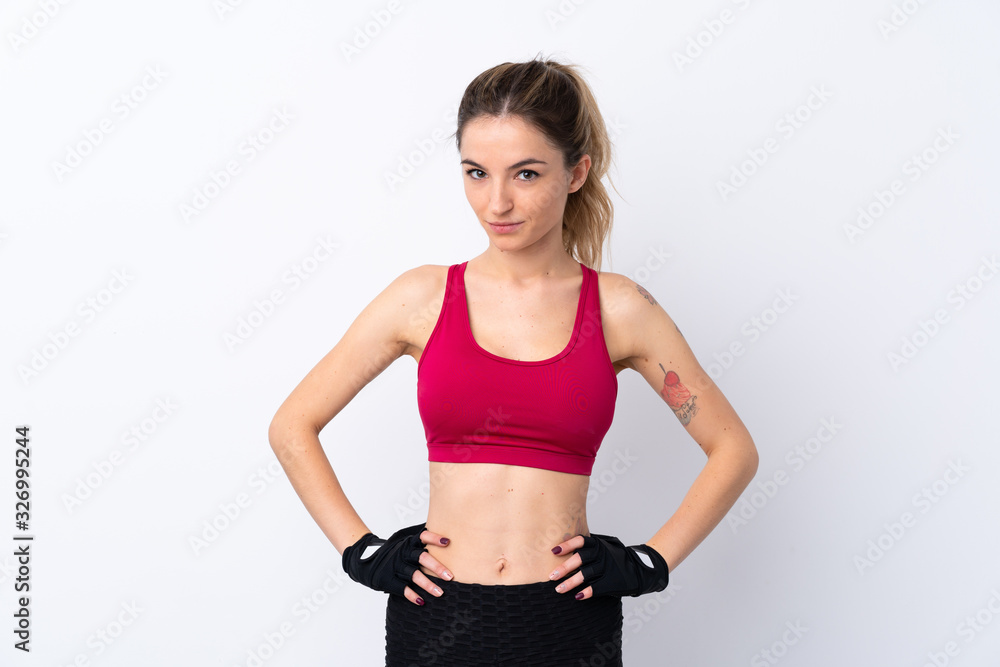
left=2, top=1, right=999, bottom=665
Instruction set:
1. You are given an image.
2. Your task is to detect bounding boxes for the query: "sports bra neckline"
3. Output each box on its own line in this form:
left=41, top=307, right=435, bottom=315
left=458, top=260, right=588, bottom=367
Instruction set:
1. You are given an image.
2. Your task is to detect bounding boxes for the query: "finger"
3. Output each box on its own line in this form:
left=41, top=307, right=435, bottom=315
left=419, top=530, right=451, bottom=547
left=550, top=534, right=586, bottom=556
left=410, top=569, right=445, bottom=598
left=418, top=550, right=454, bottom=581
left=554, top=571, right=585, bottom=594
left=402, top=586, right=426, bottom=607
left=548, top=553, right=583, bottom=581
left=574, top=585, right=594, bottom=601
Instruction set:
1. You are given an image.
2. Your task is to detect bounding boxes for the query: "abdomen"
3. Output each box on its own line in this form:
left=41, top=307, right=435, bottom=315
left=421, top=462, right=591, bottom=585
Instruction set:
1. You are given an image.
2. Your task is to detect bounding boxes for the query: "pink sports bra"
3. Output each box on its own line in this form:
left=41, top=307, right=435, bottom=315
left=417, top=260, right=618, bottom=476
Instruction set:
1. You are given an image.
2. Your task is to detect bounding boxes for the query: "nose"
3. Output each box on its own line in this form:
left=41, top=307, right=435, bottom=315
left=488, top=179, right=513, bottom=217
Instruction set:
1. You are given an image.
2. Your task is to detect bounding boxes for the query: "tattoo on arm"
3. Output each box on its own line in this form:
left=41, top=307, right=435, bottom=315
left=636, top=285, right=684, bottom=337
left=658, top=363, right=699, bottom=425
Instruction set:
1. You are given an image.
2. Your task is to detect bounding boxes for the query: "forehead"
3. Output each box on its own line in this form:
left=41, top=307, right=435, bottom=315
left=460, top=115, right=557, bottom=158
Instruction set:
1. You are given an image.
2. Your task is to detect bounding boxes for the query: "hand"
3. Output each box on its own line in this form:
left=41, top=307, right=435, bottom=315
left=342, top=523, right=454, bottom=606
left=548, top=533, right=669, bottom=600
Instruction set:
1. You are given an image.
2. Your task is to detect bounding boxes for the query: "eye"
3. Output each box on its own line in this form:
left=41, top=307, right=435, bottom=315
left=517, top=169, right=539, bottom=181
left=465, top=168, right=486, bottom=180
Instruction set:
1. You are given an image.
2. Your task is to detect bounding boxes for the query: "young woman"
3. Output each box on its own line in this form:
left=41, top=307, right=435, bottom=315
left=268, top=57, right=759, bottom=666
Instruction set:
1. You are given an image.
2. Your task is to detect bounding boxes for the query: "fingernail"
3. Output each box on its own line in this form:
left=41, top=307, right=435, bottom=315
left=440, top=537, right=450, bottom=545
left=434, top=587, right=443, bottom=596
left=549, top=571, right=559, bottom=580
left=575, top=592, right=585, bottom=600
left=555, top=583, right=564, bottom=593
left=551, top=546, right=562, bottom=555
left=415, top=597, right=425, bottom=606
left=443, top=571, right=453, bottom=581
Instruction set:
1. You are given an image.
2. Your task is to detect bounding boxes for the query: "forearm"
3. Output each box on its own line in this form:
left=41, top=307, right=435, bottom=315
left=269, top=423, right=371, bottom=554
left=645, top=438, right=758, bottom=571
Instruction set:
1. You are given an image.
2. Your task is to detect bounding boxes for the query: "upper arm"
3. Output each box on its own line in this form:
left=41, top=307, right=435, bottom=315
left=268, top=264, right=435, bottom=438
left=612, top=274, right=754, bottom=457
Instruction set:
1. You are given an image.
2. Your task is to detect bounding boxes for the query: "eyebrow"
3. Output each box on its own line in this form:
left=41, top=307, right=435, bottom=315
left=460, top=158, right=548, bottom=171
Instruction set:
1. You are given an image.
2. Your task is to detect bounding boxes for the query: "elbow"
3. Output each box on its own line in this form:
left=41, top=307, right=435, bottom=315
left=268, top=411, right=317, bottom=460
left=743, top=438, right=760, bottom=483
left=709, top=434, right=758, bottom=486
left=267, top=415, right=286, bottom=455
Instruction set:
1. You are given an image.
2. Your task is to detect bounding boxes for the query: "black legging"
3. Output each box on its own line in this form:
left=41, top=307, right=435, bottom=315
left=385, top=574, right=624, bottom=666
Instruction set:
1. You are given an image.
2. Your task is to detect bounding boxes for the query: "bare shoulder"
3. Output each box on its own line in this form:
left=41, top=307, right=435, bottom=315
left=595, top=270, right=684, bottom=371
left=379, top=263, right=449, bottom=358
left=384, top=263, right=447, bottom=300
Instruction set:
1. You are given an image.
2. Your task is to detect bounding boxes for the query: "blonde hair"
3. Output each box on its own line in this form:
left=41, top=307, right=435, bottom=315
left=454, top=56, right=615, bottom=271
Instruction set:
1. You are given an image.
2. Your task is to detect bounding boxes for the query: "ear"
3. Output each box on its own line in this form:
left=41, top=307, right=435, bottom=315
left=568, top=154, right=592, bottom=193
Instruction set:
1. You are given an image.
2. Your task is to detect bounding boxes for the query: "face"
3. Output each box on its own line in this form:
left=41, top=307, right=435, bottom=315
left=459, top=115, right=590, bottom=253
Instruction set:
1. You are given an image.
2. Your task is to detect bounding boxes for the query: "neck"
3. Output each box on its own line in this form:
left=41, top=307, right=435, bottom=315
left=475, top=248, right=579, bottom=285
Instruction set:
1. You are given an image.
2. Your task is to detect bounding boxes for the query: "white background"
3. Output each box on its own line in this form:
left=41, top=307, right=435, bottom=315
left=2, top=1, right=999, bottom=665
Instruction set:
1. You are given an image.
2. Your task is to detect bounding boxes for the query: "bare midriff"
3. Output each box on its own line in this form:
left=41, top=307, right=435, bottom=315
left=421, top=461, right=591, bottom=585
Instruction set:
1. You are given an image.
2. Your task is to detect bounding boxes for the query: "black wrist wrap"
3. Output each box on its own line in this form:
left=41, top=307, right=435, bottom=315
left=577, top=533, right=670, bottom=598
left=341, top=523, right=427, bottom=597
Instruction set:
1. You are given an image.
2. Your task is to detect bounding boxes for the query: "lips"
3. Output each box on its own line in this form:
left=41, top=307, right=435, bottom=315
left=488, top=221, right=523, bottom=233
